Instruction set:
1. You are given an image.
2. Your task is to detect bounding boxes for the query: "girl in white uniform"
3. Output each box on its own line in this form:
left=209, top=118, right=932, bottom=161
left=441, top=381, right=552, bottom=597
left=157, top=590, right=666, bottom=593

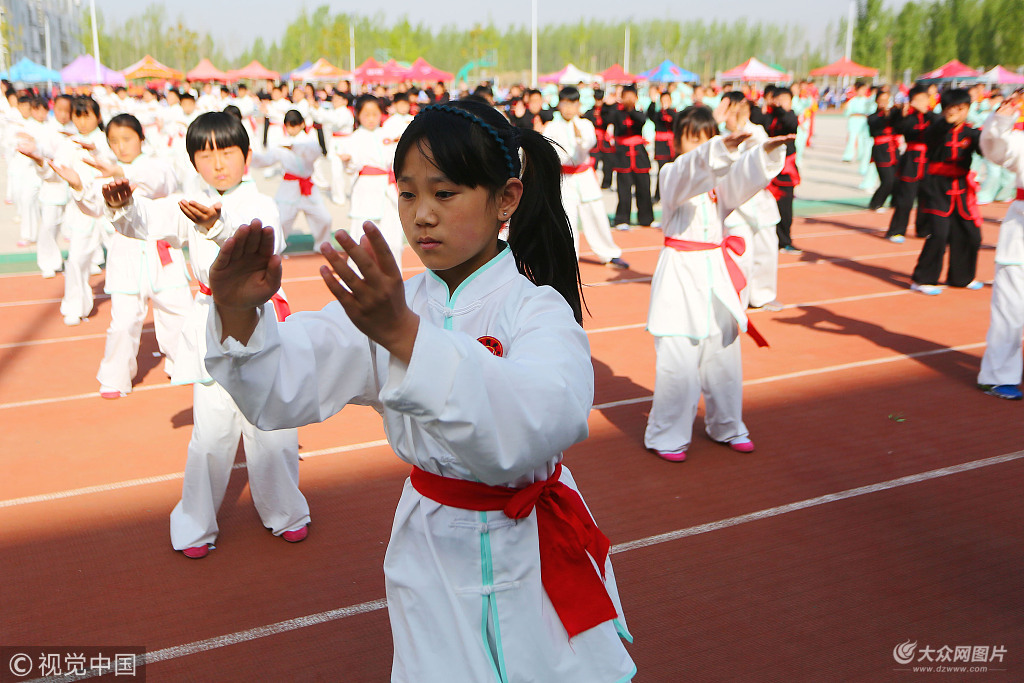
left=99, top=112, right=310, bottom=559
left=322, top=91, right=355, bottom=205
left=205, top=100, right=636, bottom=682
left=977, top=98, right=1024, bottom=400
left=53, top=114, right=193, bottom=399
left=644, top=106, right=789, bottom=461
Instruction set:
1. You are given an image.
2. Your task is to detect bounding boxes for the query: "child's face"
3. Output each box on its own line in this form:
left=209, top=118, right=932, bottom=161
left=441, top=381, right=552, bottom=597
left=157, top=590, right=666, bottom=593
left=285, top=123, right=304, bottom=137
left=358, top=103, right=381, bottom=130
left=775, top=94, right=793, bottom=111
left=557, top=99, right=579, bottom=120
left=943, top=102, right=969, bottom=125
left=54, top=99, right=71, bottom=125
left=72, top=110, right=99, bottom=135
left=17, top=101, right=30, bottom=118
left=192, top=143, right=251, bottom=192
left=678, top=130, right=711, bottom=155
left=394, top=100, right=411, bottom=115
left=396, top=141, right=520, bottom=291
left=30, top=105, right=48, bottom=122
left=876, top=93, right=890, bottom=110
left=909, top=93, right=930, bottom=113
left=106, top=124, right=143, bottom=164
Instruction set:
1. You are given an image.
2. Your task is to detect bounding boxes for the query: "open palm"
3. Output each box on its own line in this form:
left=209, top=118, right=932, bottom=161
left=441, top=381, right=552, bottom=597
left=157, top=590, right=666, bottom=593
left=208, top=219, right=282, bottom=311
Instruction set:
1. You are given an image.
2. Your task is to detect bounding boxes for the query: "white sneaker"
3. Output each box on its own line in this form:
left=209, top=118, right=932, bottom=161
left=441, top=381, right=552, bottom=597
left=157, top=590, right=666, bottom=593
left=965, top=280, right=984, bottom=290
left=89, top=264, right=103, bottom=275
left=63, top=315, right=82, bottom=326
left=651, top=221, right=662, bottom=228
left=41, top=270, right=57, bottom=279
left=910, top=283, right=943, bottom=296
left=888, top=235, right=906, bottom=244
left=614, top=223, right=631, bottom=231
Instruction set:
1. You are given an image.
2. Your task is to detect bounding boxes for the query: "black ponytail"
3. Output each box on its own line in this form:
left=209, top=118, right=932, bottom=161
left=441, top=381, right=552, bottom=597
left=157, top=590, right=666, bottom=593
left=393, top=99, right=585, bottom=324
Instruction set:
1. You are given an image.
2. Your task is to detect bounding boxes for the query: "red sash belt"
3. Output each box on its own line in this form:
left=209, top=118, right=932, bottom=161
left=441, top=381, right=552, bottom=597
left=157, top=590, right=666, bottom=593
left=409, top=462, right=616, bottom=640
left=198, top=283, right=291, bottom=322
left=905, top=142, right=927, bottom=153
left=927, top=162, right=968, bottom=178
left=654, top=131, right=674, bottom=141
left=664, top=235, right=769, bottom=347
left=155, top=240, right=173, bottom=266
left=283, top=173, right=313, bottom=196
left=873, top=134, right=899, bottom=144
left=331, top=131, right=350, bottom=137
left=616, top=135, right=645, bottom=146
left=1017, top=188, right=1024, bottom=201
left=561, top=159, right=594, bottom=174
left=359, top=166, right=388, bottom=176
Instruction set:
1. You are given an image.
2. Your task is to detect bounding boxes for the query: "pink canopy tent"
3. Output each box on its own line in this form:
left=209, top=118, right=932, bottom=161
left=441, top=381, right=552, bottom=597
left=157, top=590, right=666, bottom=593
left=404, top=57, right=453, bottom=82
left=227, top=60, right=280, bottom=81
left=601, top=64, right=639, bottom=83
left=539, top=63, right=599, bottom=85
left=921, top=60, right=980, bottom=79
left=187, top=58, right=233, bottom=82
left=809, top=57, right=878, bottom=78
left=983, top=65, right=1024, bottom=85
left=121, top=55, right=184, bottom=81
left=295, top=58, right=352, bottom=82
left=354, top=58, right=409, bottom=83
left=61, top=55, right=126, bottom=86
left=719, top=57, right=786, bottom=82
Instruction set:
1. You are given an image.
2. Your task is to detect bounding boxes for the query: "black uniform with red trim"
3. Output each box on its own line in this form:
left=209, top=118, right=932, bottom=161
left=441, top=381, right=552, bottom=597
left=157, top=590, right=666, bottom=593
left=646, top=103, right=677, bottom=161
left=910, top=119, right=983, bottom=287
left=610, top=104, right=654, bottom=226
left=764, top=105, right=800, bottom=249
left=888, top=109, right=941, bottom=238
left=584, top=102, right=616, bottom=188
left=866, top=106, right=903, bottom=211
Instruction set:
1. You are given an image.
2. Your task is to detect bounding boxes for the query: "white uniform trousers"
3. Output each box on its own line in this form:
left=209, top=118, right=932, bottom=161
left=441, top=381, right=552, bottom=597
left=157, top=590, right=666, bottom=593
left=95, top=286, right=193, bottom=393
left=169, top=380, right=310, bottom=550
left=748, top=226, right=780, bottom=308
left=644, top=313, right=748, bottom=452
left=37, top=204, right=65, bottom=274
left=14, top=175, right=40, bottom=242
left=570, top=197, right=623, bottom=263
left=328, top=149, right=352, bottom=205
left=978, top=264, right=1024, bottom=386
left=730, top=224, right=755, bottom=308
left=377, top=184, right=405, bottom=268
left=278, top=188, right=333, bottom=248
left=60, top=219, right=104, bottom=320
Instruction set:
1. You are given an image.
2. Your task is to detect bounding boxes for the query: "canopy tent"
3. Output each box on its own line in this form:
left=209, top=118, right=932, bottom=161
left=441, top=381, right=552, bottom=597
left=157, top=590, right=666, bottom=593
left=61, top=55, right=126, bottom=85
left=640, top=59, right=698, bottom=83
left=404, top=57, right=453, bottom=82
left=600, top=63, right=640, bottom=84
left=121, top=55, right=184, bottom=81
left=982, top=65, right=1024, bottom=85
left=286, top=61, right=313, bottom=80
left=290, top=58, right=351, bottom=82
left=538, top=63, right=599, bottom=85
left=920, top=59, right=980, bottom=79
left=227, top=60, right=280, bottom=81
left=186, top=58, right=233, bottom=82
left=1, top=57, right=62, bottom=83
left=353, top=58, right=409, bottom=83
left=808, top=57, right=878, bottom=78
left=719, top=57, right=787, bottom=82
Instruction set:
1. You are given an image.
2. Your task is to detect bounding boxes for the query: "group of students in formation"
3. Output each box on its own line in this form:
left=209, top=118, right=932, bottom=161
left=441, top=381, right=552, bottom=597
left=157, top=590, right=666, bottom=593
left=849, top=81, right=1024, bottom=401
left=6, top=67, right=1024, bottom=681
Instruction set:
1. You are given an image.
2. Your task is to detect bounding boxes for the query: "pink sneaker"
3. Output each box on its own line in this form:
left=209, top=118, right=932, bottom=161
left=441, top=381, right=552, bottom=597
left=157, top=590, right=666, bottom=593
left=651, top=449, right=687, bottom=462
left=728, top=438, right=755, bottom=453
left=182, top=545, right=209, bottom=559
left=282, top=525, right=308, bottom=543
left=99, top=387, right=123, bottom=399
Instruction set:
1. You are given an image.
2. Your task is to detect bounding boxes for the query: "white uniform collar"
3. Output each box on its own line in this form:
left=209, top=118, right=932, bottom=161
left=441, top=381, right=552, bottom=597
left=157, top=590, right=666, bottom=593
left=425, top=244, right=517, bottom=308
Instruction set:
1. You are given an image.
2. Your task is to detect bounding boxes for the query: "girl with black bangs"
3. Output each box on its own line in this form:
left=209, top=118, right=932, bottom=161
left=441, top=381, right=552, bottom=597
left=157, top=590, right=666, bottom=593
left=205, top=99, right=637, bottom=681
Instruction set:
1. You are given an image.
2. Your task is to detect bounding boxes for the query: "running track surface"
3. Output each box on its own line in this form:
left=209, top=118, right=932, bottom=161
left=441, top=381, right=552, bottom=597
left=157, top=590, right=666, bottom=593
left=2, top=205, right=1022, bottom=682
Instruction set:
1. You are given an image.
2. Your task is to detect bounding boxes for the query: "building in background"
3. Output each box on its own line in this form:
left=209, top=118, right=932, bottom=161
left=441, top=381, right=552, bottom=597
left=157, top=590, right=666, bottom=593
left=0, top=0, right=85, bottom=74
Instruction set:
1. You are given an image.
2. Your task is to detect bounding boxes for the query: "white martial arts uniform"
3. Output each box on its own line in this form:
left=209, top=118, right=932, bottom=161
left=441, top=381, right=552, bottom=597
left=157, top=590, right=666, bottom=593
left=339, top=127, right=404, bottom=260
left=321, top=104, right=355, bottom=204
left=645, top=137, right=784, bottom=453
left=28, top=119, right=71, bottom=275
left=107, top=177, right=310, bottom=550
left=381, top=113, right=414, bottom=265
left=11, top=117, right=43, bottom=244
left=723, top=121, right=782, bottom=308
left=252, top=131, right=333, bottom=248
left=75, top=155, right=192, bottom=395
left=205, top=246, right=635, bottom=683
left=978, top=111, right=1024, bottom=387
left=544, top=114, right=624, bottom=264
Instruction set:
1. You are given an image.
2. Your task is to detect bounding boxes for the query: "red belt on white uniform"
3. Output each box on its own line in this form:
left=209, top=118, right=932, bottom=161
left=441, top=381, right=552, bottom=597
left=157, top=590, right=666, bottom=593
left=198, top=282, right=291, bottom=322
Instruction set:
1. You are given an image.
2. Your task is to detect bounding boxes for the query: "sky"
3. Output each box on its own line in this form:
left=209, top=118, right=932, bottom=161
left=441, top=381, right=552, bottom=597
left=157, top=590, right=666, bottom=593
left=95, top=0, right=913, bottom=58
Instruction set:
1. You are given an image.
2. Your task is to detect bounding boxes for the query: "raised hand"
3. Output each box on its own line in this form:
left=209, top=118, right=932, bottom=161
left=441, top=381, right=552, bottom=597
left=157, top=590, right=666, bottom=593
left=102, top=178, right=135, bottom=208
left=179, top=200, right=222, bottom=232
left=74, top=139, right=97, bottom=152
left=764, top=134, right=797, bottom=153
left=82, top=156, right=124, bottom=178
left=319, top=222, right=419, bottom=364
left=49, top=162, right=84, bottom=192
left=712, top=98, right=731, bottom=124
left=722, top=130, right=754, bottom=152
left=17, top=140, right=44, bottom=167
left=209, top=219, right=281, bottom=344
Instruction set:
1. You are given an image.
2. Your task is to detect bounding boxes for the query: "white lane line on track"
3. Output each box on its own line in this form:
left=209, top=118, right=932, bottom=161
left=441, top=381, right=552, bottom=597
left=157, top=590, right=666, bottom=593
left=24, top=448, right=1024, bottom=682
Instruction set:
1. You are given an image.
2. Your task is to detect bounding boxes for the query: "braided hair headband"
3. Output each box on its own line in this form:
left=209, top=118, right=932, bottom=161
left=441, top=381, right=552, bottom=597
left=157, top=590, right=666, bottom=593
left=419, top=103, right=520, bottom=179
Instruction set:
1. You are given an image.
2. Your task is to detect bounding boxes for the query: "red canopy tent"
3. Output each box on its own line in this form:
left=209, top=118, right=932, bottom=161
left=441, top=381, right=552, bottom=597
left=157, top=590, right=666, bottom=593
left=354, top=58, right=409, bottom=83
left=601, top=64, right=639, bottom=83
left=227, top=60, right=280, bottom=81
left=121, top=55, right=184, bottom=81
left=809, top=57, right=878, bottom=78
left=187, top=58, right=233, bottom=82
left=921, top=60, right=980, bottom=79
left=405, top=57, right=453, bottom=82
left=719, top=57, right=787, bottom=82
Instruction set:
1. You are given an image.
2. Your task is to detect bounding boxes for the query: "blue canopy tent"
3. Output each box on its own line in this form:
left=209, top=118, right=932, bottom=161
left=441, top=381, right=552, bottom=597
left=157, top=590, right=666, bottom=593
left=640, top=60, right=699, bottom=83
left=286, top=61, right=313, bottom=81
left=1, top=57, right=62, bottom=83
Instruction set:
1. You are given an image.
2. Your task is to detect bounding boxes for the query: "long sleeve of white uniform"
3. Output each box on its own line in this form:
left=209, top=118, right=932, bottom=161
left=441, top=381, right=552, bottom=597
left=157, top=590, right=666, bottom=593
left=379, top=294, right=593, bottom=486
left=980, top=112, right=1023, bottom=172
left=716, top=142, right=786, bottom=215
left=205, top=301, right=380, bottom=428
left=107, top=195, right=230, bottom=249
left=659, top=136, right=740, bottom=211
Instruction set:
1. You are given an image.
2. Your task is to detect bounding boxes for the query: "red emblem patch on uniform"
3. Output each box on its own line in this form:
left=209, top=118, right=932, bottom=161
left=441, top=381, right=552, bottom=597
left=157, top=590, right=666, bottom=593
left=477, top=336, right=503, bottom=357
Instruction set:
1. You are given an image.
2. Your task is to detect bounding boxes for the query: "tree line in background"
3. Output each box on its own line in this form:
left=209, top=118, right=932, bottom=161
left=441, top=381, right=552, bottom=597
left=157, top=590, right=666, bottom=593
left=82, top=1, right=1022, bottom=84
